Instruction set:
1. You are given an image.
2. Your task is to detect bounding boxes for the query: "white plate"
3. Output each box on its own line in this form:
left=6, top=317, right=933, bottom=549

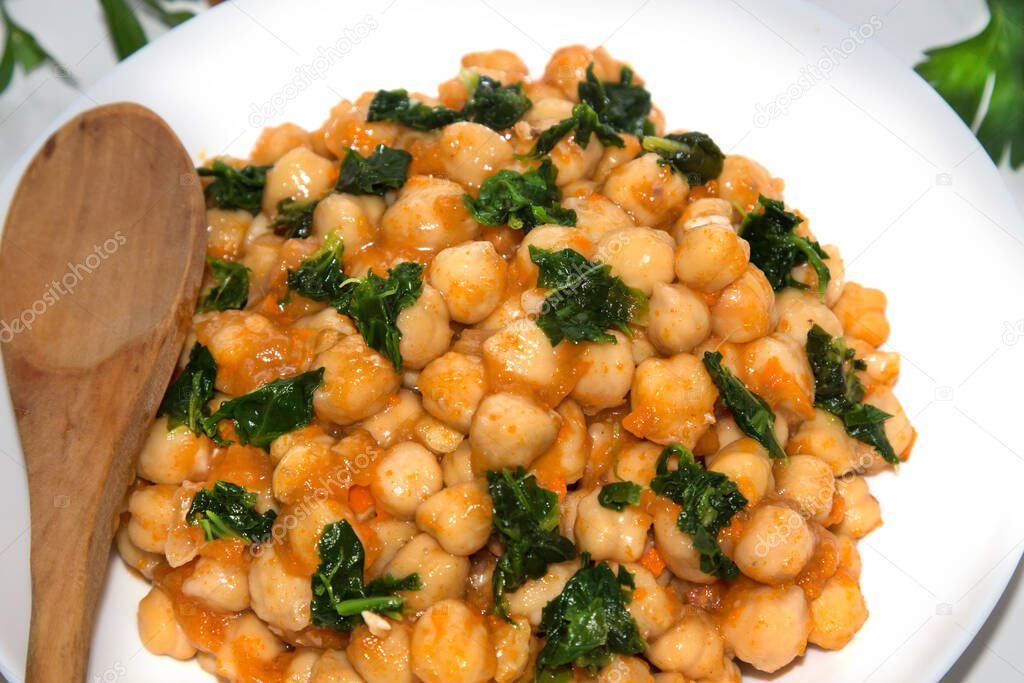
left=1, top=0, right=1022, bottom=681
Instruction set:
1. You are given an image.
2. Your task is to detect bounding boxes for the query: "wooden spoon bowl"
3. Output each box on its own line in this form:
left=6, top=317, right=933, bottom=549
left=0, top=103, right=206, bottom=682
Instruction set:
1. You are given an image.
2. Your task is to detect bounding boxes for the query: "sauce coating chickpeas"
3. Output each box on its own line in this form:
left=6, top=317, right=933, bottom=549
left=124, top=45, right=914, bottom=683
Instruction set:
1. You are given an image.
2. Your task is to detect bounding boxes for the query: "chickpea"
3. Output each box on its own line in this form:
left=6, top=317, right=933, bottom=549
left=672, top=197, right=736, bottom=240
left=463, top=49, right=529, bottom=79
left=347, top=622, right=415, bottom=683
left=182, top=555, right=250, bottom=613
left=469, top=392, right=561, bottom=471
left=593, top=136, right=644, bottom=184
left=137, top=417, right=211, bottom=485
left=358, top=389, right=423, bottom=449
left=742, top=333, right=815, bottom=422
left=289, top=497, right=360, bottom=569
left=559, top=490, right=585, bottom=543
left=415, top=414, right=465, bottom=454
left=834, top=476, right=882, bottom=538
left=371, top=442, right=443, bottom=519
left=313, top=334, right=401, bottom=425
left=137, top=587, right=195, bottom=660
left=773, top=288, right=844, bottom=346
left=716, top=156, right=779, bottom=212
left=710, top=265, right=775, bottom=343
left=542, top=45, right=597, bottom=100
left=483, top=319, right=567, bottom=397
left=489, top=614, right=532, bottom=683
left=835, top=533, right=863, bottom=580
left=380, top=176, right=479, bottom=252
left=593, top=226, right=676, bottom=296
left=787, top=409, right=859, bottom=475
left=386, top=533, right=470, bottom=610
left=832, top=282, right=890, bottom=346
left=530, top=400, right=589, bottom=486
left=215, top=613, right=286, bottom=680
left=512, top=224, right=595, bottom=285
left=808, top=571, right=868, bottom=649
left=368, top=518, right=418, bottom=577
left=115, top=524, right=162, bottom=579
left=706, top=437, right=774, bottom=507
left=624, top=353, right=718, bottom=448
left=773, top=454, right=835, bottom=523
left=571, top=331, right=635, bottom=414
left=549, top=134, right=606, bottom=186
left=251, top=122, right=311, bottom=165
left=284, top=648, right=320, bottom=682
left=206, top=208, right=251, bottom=260
left=262, top=147, right=336, bottom=216
left=598, top=656, right=655, bottom=683
left=248, top=543, right=312, bottom=632
left=397, top=284, right=453, bottom=370
left=653, top=506, right=716, bottom=583
left=734, top=503, right=815, bottom=584
left=312, top=193, right=384, bottom=254
left=419, top=352, right=487, bottom=433
left=411, top=600, right=496, bottom=683
left=721, top=581, right=810, bottom=673
left=564, top=192, right=636, bottom=241
left=610, top=439, right=662, bottom=486
left=506, top=560, right=577, bottom=625
left=574, top=488, right=652, bottom=562
left=442, top=442, right=476, bottom=486
left=646, top=607, right=726, bottom=679
left=673, top=224, right=749, bottom=293
left=429, top=241, right=508, bottom=324
left=523, top=97, right=575, bottom=128
left=647, top=283, right=712, bottom=354
left=624, top=563, right=681, bottom=640
left=440, top=121, right=514, bottom=188
left=311, top=650, right=365, bottom=682
left=416, top=481, right=493, bottom=555
left=792, top=243, right=846, bottom=307
left=127, top=484, right=177, bottom=554
left=603, top=154, right=688, bottom=227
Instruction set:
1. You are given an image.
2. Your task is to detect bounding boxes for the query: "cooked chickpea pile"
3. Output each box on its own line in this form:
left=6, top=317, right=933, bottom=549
left=121, top=45, right=917, bottom=683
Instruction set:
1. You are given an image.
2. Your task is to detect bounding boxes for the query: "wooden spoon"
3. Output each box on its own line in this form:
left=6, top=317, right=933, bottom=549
left=0, top=103, right=206, bottom=682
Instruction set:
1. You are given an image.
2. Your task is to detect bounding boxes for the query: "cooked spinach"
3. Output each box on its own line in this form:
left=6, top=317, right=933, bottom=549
left=487, top=467, right=576, bottom=622
left=311, top=519, right=421, bottom=632
left=202, top=368, right=324, bottom=449
left=642, top=132, right=725, bottom=185
left=271, top=198, right=319, bottom=239
left=739, top=195, right=830, bottom=297
left=335, top=144, right=412, bottom=196
left=530, top=246, right=646, bottom=346
left=520, top=102, right=625, bottom=160
left=157, top=342, right=216, bottom=437
left=577, top=63, right=652, bottom=137
left=597, top=481, right=643, bottom=512
left=186, top=480, right=276, bottom=543
left=702, top=351, right=787, bottom=459
left=196, top=160, right=269, bottom=214
left=366, top=88, right=462, bottom=130
left=197, top=257, right=250, bottom=313
left=461, top=72, right=532, bottom=130
left=287, top=232, right=347, bottom=303
left=649, top=444, right=747, bottom=579
left=463, top=158, right=576, bottom=231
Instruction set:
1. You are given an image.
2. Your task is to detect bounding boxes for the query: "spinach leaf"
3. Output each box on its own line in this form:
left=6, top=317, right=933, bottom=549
left=202, top=368, right=324, bottom=449
left=534, top=559, right=646, bottom=679
left=805, top=325, right=898, bottom=464
left=366, top=88, right=462, bottom=131
left=335, top=145, right=412, bottom=196
left=186, top=481, right=276, bottom=544
left=530, top=246, right=646, bottom=346
left=649, top=444, right=747, bottom=579
left=271, top=198, right=319, bottom=239
left=333, top=261, right=424, bottom=372
left=287, top=232, right=347, bottom=303
left=702, top=351, right=787, bottom=459
left=487, top=468, right=576, bottom=621
left=463, top=158, right=576, bottom=231
left=577, top=64, right=653, bottom=137
left=597, top=481, right=642, bottom=512
left=461, top=72, right=532, bottom=130
left=157, top=343, right=216, bottom=436
left=642, top=132, right=725, bottom=185
left=197, top=160, right=270, bottom=214
left=738, top=195, right=830, bottom=297
left=520, top=102, right=625, bottom=160
left=311, top=519, right=422, bottom=632
left=197, top=258, right=250, bottom=313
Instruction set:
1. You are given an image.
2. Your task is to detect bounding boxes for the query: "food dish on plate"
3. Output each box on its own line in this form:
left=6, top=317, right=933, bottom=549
left=118, top=44, right=916, bottom=682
